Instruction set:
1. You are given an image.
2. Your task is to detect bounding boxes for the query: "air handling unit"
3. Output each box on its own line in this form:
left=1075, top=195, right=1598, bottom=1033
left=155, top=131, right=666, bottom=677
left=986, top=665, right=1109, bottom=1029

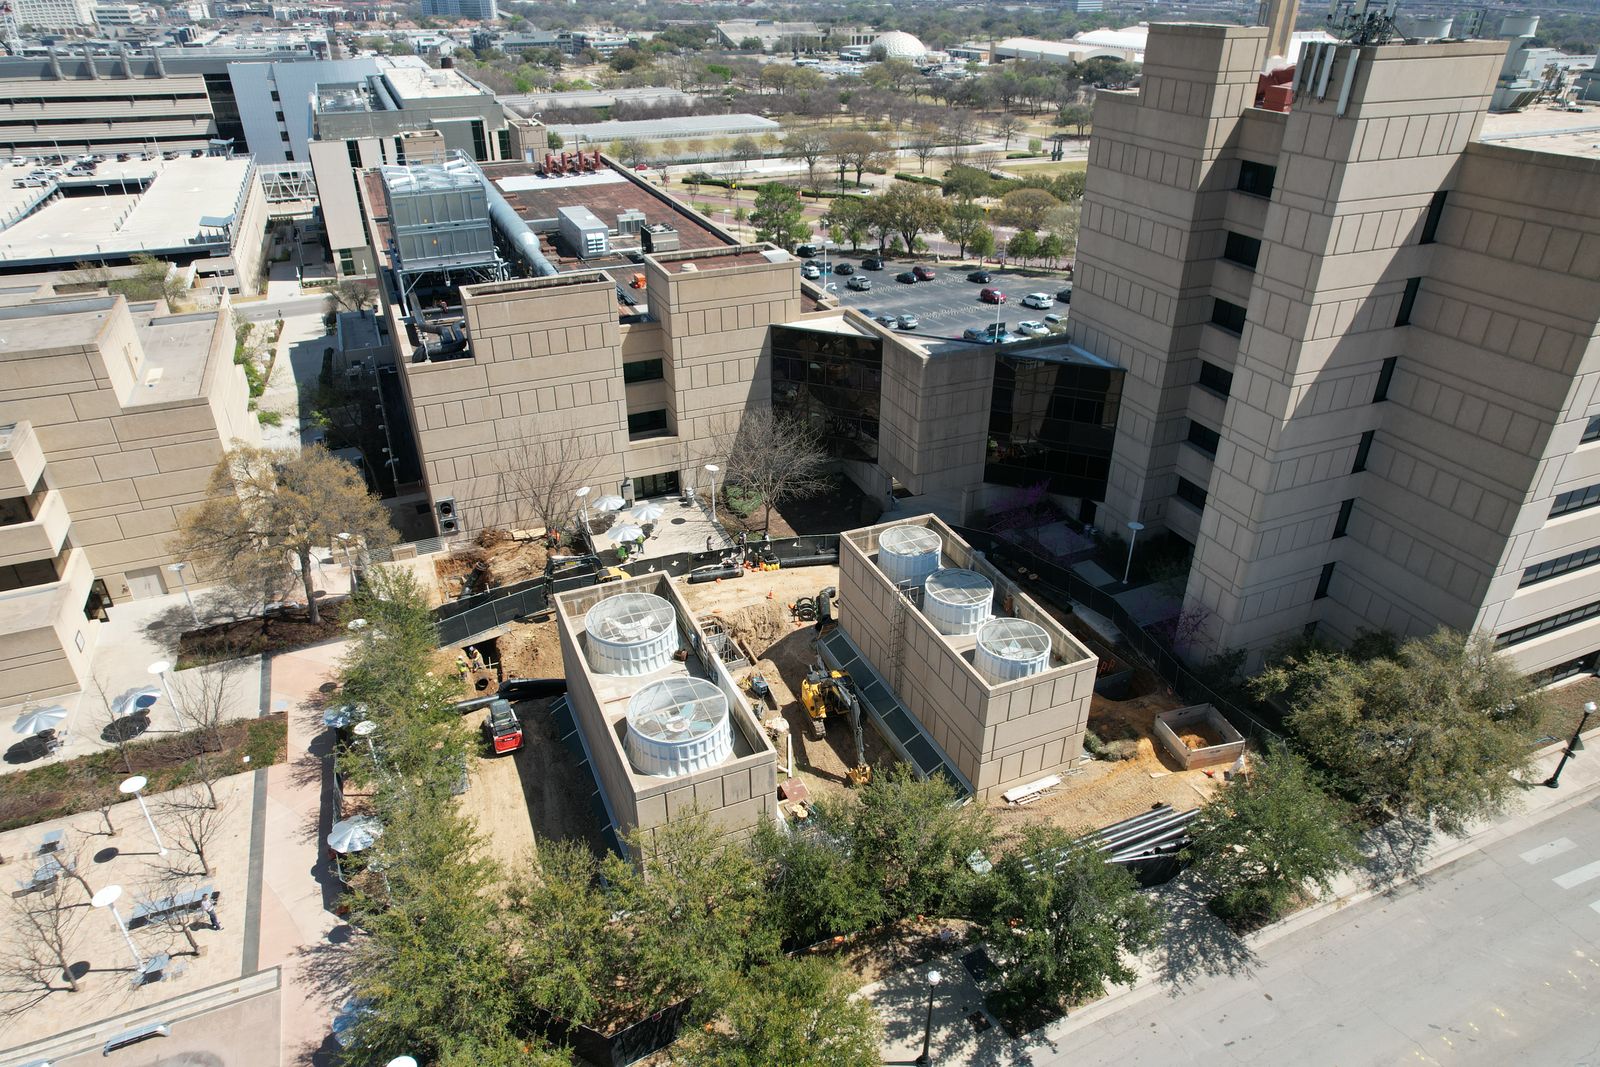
left=585, top=592, right=678, bottom=675
left=877, top=524, right=942, bottom=587
left=924, top=568, right=994, bottom=635
left=380, top=160, right=499, bottom=277
left=974, top=618, right=1053, bottom=683
left=559, top=205, right=609, bottom=259
left=624, top=677, right=734, bottom=777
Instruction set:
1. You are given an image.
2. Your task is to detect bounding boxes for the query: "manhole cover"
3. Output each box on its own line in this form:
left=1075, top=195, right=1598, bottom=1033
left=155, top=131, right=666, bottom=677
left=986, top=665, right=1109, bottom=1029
left=671, top=517, right=687, bottom=525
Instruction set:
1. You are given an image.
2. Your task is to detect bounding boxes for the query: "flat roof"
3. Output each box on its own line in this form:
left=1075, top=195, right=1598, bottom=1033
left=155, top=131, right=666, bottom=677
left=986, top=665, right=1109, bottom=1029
left=128, top=309, right=216, bottom=405
left=1479, top=105, right=1600, bottom=160
left=381, top=65, right=482, bottom=103
left=0, top=297, right=115, bottom=355
left=544, top=114, right=780, bottom=141
left=0, top=157, right=253, bottom=265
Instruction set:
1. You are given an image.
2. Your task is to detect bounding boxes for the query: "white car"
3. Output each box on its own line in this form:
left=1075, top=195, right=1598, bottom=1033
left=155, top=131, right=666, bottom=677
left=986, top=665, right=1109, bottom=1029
left=1043, top=313, right=1067, bottom=330
left=1021, top=292, right=1053, bottom=310
left=1016, top=320, right=1051, bottom=338
left=801, top=264, right=821, bottom=279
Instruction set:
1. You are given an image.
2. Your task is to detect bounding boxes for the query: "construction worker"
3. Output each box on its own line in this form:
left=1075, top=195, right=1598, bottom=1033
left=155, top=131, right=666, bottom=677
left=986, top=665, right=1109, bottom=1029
left=466, top=645, right=484, bottom=671
left=454, top=653, right=469, bottom=681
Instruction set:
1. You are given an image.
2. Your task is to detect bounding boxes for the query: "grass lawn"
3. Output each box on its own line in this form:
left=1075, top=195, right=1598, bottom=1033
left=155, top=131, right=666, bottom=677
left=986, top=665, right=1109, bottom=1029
left=0, top=713, right=287, bottom=833
left=1003, top=159, right=1089, bottom=176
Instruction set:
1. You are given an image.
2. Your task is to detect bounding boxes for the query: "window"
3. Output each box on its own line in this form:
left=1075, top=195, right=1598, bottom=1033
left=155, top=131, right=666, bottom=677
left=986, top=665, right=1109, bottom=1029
left=1582, top=415, right=1600, bottom=445
left=1520, top=544, right=1600, bottom=587
left=1197, top=360, right=1234, bottom=398
left=1534, top=651, right=1599, bottom=686
left=1373, top=357, right=1396, bottom=403
left=623, top=358, right=664, bottom=384
left=1175, top=476, right=1208, bottom=511
left=1186, top=420, right=1220, bottom=457
left=1352, top=430, right=1374, bottom=473
left=280, top=131, right=291, bottom=142
left=1497, top=599, right=1600, bottom=649
left=633, top=470, right=679, bottom=498
left=1222, top=231, right=1261, bottom=271
left=1333, top=498, right=1354, bottom=539
left=269, top=90, right=280, bottom=102
left=346, top=138, right=361, bottom=168
left=627, top=408, right=669, bottom=440
left=1395, top=277, right=1420, bottom=327
left=1315, top=562, right=1335, bottom=600
left=470, top=119, right=488, bottom=161
left=1210, top=298, right=1247, bottom=335
left=497, top=127, right=511, bottom=160
left=1550, top=482, right=1600, bottom=518
left=1237, top=160, right=1276, bottom=198
left=1420, top=190, right=1447, bottom=244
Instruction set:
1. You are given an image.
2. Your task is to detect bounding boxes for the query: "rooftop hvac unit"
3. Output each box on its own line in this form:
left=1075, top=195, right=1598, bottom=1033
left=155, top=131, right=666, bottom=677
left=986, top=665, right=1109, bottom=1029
left=585, top=592, right=677, bottom=675
left=974, top=618, right=1052, bottom=684
left=624, top=676, right=733, bottom=777
left=878, top=524, right=942, bottom=587
left=923, top=568, right=994, bottom=636
left=617, top=208, right=646, bottom=236
left=558, top=204, right=609, bottom=259
left=642, top=223, right=678, bottom=253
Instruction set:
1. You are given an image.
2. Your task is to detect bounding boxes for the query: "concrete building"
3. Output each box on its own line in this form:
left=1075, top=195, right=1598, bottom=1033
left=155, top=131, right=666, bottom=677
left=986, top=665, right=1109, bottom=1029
left=543, top=114, right=780, bottom=151
left=419, top=0, right=496, bottom=21
left=1072, top=21, right=1600, bottom=678
left=10, top=0, right=94, bottom=29
left=554, top=574, right=778, bottom=851
left=714, top=19, right=822, bottom=52
left=831, top=515, right=1099, bottom=800
left=0, top=294, right=260, bottom=703
left=91, top=3, right=146, bottom=28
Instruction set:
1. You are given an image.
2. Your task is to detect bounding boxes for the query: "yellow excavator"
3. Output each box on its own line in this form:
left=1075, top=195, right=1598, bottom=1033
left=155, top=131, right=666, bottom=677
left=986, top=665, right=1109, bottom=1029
left=800, top=661, right=872, bottom=786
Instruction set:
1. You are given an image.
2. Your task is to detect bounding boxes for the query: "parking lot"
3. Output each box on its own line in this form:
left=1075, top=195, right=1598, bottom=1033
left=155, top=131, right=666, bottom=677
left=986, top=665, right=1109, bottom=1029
left=814, top=256, right=1072, bottom=344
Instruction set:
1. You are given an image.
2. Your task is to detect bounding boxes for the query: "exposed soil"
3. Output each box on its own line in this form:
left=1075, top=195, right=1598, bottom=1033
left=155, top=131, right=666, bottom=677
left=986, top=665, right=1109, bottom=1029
left=497, top=616, right=565, bottom=680
left=432, top=528, right=551, bottom=600
left=1176, top=725, right=1224, bottom=750
left=802, top=918, right=977, bottom=984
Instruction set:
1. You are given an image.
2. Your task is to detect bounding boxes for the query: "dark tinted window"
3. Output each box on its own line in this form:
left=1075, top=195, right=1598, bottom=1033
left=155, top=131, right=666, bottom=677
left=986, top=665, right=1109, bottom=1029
left=1315, top=562, right=1335, bottom=599
left=772, top=325, right=885, bottom=464
left=1186, top=420, right=1220, bottom=457
left=1222, top=231, right=1261, bottom=270
left=627, top=409, right=669, bottom=439
left=623, top=358, right=664, bottom=384
left=1333, top=498, right=1354, bottom=539
left=1197, top=360, right=1233, bottom=398
left=1521, top=544, right=1600, bottom=587
left=1353, top=430, right=1374, bottom=473
left=1211, top=298, right=1247, bottom=335
left=1498, top=599, right=1600, bottom=649
left=1374, top=357, right=1396, bottom=403
left=1237, top=160, right=1276, bottom=197
left=1175, top=476, right=1208, bottom=511
left=986, top=356, right=1125, bottom=500
left=1550, top=482, right=1600, bottom=518
left=1420, top=190, right=1447, bottom=244
left=1582, top=415, right=1600, bottom=444
left=1395, top=277, right=1420, bottom=327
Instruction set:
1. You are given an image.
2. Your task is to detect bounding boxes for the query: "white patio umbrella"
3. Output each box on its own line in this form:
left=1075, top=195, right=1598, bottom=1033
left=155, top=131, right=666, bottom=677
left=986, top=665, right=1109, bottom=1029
left=323, top=703, right=356, bottom=729
left=609, top=524, right=645, bottom=544
left=592, top=494, right=626, bottom=512
left=332, top=998, right=375, bottom=1049
left=630, top=502, right=665, bottom=522
left=327, top=816, right=383, bottom=854
left=13, top=704, right=68, bottom=736
left=110, top=686, right=162, bottom=718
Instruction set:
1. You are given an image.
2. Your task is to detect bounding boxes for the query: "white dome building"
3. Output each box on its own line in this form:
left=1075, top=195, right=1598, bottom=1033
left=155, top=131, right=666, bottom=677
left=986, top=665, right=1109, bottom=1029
left=872, top=30, right=927, bottom=62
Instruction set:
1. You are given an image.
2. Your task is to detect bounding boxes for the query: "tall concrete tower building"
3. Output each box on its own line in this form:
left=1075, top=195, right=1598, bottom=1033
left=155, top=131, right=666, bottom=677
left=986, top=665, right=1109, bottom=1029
left=1073, top=23, right=1600, bottom=678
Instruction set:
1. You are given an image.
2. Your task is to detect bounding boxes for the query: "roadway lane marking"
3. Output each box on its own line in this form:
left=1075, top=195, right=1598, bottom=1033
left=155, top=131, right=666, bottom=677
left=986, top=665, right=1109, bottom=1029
left=1553, top=861, right=1600, bottom=889
left=1591, top=900, right=1600, bottom=916
left=1522, top=838, right=1577, bottom=864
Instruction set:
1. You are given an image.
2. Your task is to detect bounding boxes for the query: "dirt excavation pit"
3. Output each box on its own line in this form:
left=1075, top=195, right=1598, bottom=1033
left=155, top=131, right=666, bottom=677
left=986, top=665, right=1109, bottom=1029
left=433, top=528, right=551, bottom=601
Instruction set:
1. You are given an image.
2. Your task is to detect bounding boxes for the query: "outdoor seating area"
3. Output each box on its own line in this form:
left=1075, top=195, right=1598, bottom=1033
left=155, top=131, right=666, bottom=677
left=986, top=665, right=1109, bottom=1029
left=130, top=885, right=216, bottom=928
left=12, top=851, right=74, bottom=897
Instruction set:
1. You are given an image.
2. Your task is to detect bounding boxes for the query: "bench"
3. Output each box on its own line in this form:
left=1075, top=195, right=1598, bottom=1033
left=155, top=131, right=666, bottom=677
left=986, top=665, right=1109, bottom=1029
left=130, top=885, right=215, bottom=926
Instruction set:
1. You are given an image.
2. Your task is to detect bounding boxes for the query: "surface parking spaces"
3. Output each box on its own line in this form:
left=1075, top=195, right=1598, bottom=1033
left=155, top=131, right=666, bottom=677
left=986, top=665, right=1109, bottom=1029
left=820, top=257, right=1072, bottom=342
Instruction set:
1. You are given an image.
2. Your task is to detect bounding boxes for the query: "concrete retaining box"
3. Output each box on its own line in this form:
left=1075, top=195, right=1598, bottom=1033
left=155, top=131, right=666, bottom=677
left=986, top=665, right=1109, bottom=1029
left=1152, top=703, right=1245, bottom=770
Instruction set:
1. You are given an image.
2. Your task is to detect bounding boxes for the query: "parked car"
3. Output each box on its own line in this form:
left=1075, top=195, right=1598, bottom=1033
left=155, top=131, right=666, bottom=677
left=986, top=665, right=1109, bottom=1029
left=833, top=263, right=855, bottom=275
left=862, top=256, right=885, bottom=270
left=632, top=163, right=650, bottom=171
left=1022, top=292, right=1052, bottom=309
left=807, top=260, right=833, bottom=274
left=967, top=270, right=993, bottom=283
left=1043, top=313, right=1067, bottom=330
left=1016, top=320, right=1050, bottom=337
left=801, top=264, right=821, bottom=279
left=963, top=324, right=1016, bottom=344
left=896, top=271, right=919, bottom=284
left=847, top=275, right=872, bottom=291
left=912, top=265, right=936, bottom=281
left=874, top=313, right=899, bottom=326
left=12, top=177, right=46, bottom=188
left=897, top=313, right=919, bottom=329
left=796, top=243, right=820, bottom=258
left=1056, top=286, right=1073, bottom=304
left=980, top=287, right=1007, bottom=304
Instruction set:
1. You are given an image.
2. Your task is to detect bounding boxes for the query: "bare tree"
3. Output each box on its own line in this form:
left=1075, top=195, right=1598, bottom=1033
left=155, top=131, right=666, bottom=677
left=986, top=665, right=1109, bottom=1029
left=615, top=137, right=651, bottom=169
left=995, top=113, right=1028, bottom=153
left=715, top=410, right=830, bottom=533
left=325, top=279, right=375, bottom=314
left=497, top=418, right=600, bottom=537
left=785, top=128, right=831, bottom=192
left=0, top=879, right=86, bottom=1010
left=971, top=146, right=1005, bottom=176
left=136, top=869, right=210, bottom=958
left=907, top=126, right=941, bottom=173
left=167, top=667, right=236, bottom=809
left=89, top=671, right=138, bottom=776
left=158, top=787, right=231, bottom=877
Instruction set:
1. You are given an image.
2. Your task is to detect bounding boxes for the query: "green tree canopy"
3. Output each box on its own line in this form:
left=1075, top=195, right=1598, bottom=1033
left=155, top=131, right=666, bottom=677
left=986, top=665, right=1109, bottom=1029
left=942, top=201, right=992, bottom=260
left=870, top=185, right=949, bottom=257
left=677, top=958, right=881, bottom=1067
left=749, top=183, right=810, bottom=250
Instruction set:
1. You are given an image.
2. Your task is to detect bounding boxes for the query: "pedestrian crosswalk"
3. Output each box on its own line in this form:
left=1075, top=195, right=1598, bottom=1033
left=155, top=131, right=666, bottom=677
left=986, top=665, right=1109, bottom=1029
left=1553, top=861, right=1600, bottom=889
left=1519, top=837, right=1575, bottom=865
left=1523, top=836, right=1600, bottom=913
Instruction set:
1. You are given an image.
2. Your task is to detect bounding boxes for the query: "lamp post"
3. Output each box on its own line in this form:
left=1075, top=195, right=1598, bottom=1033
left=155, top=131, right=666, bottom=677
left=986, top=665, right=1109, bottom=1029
left=387, top=1058, right=419, bottom=1067
left=118, top=775, right=168, bottom=856
left=1545, top=700, right=1594, bottom=788
left=914, top=967, right=944, bottom=1066
left=336, top=532, right=353, bottom=590
left=354, top=718, right=381, bottom=771
left=575, top=485, right=592, bottom=534
left=168, top=562, right=199, bottom=627
left=147, top=659, right=177, bottom=714
left=92, top=884, right=145, bottom=970
left=704, top=464, right=719, bottom=520
left=1121, top=520, right=1145, bottom=585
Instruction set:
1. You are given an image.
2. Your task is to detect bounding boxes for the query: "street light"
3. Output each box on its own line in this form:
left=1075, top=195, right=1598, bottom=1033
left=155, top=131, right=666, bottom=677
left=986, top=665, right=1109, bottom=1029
left=387, top=1058, right=419, bottom=1067
left=337, top=532, right=353, bottom=589
left=354, top=718, right=381, bottom=771
left=92, top=884, right=145, bottom=970
left=168, top=562, right=199, bottom=627
left=704, top=464, right=719, bottom=519
left=118, top=775, right=168, bottom=856
left=1122, top=520, right=1145, bottom=585
left=1545, top=700, right=1594, bottom=788
left=575, top=485, right=592, bottom=531
left=147, top=659, right=178, bottom=714
left=915, top=967, right=944, bottom=1066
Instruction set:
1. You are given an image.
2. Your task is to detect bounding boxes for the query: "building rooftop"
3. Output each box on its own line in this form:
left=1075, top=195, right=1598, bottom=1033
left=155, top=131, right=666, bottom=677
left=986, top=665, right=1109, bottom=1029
left=0, top=157, right=254, bottom=268
left=128, top=309, right=217, bottom=406
left=544, top=113, right=780, bottom=142
left=381, top=65, right=482, bottom=104
left=0, top=297, right=116, bottom=355
left=1479, top=105, right=1600, bottom=160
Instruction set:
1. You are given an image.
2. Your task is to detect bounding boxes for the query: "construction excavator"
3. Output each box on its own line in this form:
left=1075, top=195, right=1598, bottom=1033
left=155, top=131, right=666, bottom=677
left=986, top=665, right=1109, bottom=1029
left=800, top=661, right=872, bottom=786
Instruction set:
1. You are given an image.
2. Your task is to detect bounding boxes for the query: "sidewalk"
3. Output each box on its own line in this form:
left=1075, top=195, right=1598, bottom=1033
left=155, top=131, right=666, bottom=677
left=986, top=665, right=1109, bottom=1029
left=867, top=727, right=1600, bottom=1064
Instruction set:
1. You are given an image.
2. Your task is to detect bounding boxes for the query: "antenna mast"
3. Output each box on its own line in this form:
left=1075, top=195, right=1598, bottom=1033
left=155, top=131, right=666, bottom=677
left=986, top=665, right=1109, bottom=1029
left=1326, top=0, right=1402, bottom=45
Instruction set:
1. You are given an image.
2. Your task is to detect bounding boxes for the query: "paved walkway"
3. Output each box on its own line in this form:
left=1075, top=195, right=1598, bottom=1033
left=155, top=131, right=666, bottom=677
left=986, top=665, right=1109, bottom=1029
left=868, top=727, right=1600, bottom=1064
left=256, top=310, right=335, bottom=452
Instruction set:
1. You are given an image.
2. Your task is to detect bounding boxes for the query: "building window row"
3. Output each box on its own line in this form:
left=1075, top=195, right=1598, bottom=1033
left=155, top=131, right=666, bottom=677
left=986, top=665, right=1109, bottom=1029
left=623, top=358, right=664, bottom=384
left=1197, top=359, right=1233, bottom=398
left=1175, top=475, right=1208, bottom=512
left=1373, top=357, right=1396, bottom=403
left=1185, top=419, right=1220, bottom=458
left=1210, top=298, right=1247, bottom=336
left=1582, top=415, right=1600, bottom=445
left=1315, top=562, right=1335, bottom=600
left=1550, top=482, right=1600, bottom=519
left=627, top=409, right=669, bottom=440
left=1222, top=231, right=1261, bottom=271
left=1395, top=277, right=1421, bottom=327
left=1237, top=159, right=1276, bottom=198
left=1520, top=544, right=1600, bottom=588
left=1497, top=598, right=1600, bottom=649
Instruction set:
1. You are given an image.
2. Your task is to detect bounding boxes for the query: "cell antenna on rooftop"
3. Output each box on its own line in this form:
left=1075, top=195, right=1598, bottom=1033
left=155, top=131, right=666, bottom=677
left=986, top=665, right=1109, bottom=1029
left=1327, top=0, right=1402, bottom=44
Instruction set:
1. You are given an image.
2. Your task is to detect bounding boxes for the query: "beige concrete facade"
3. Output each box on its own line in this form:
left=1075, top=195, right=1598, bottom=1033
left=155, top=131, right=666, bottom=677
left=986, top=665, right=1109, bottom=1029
left=836, top=515, right=1098, bottom=799
left=554, top=573, right=778, bottom=852
left=1074, top=22, right=1600, bottom=675
left=0, top=294, right=259, bottom=702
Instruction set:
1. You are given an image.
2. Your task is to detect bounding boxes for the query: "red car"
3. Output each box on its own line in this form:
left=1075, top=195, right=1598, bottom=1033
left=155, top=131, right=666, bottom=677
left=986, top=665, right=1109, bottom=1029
left=633, top=163, right=650, bottom=171
left=481, top=699, right=523, bottom=755
left=980, top=287, right=1007, bottom=304
left=913, top=265, right=936, bottom=281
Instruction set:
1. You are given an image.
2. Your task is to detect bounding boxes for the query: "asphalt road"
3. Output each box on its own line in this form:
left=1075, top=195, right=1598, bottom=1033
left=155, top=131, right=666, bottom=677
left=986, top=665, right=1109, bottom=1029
left=1042, top=796, right=1600, bottom=1066
left=819, top=257, right=1070, bottom=340
left=234, top=293, right=330, bottom=322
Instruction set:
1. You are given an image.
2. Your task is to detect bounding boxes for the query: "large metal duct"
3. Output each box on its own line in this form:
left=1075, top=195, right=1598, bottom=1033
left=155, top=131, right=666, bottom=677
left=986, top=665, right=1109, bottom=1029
left=449, top=156, right=558, bottom=277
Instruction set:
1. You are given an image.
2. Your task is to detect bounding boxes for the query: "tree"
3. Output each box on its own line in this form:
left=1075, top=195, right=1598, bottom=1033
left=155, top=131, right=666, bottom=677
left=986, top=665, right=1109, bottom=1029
left=751, top=818, right=881, bottom=948
left=1058, top=104, right=1093, bottom=136
left=822, top=197, right=870, bottom=251
left=1006, top=229, right=1038, bottom=267
left=873, top=185, right=948, bottom=256
left=970, top=146, right=1004, bottom=176
left=749, top=183, right=810, bottom=251
left=174, top=445, right=397, bottom=626
left=827, top=129, right=887, bottom=186
left=678, top=958, right=880, bottom=1067
left=969, top=224, right=997, bottom=261
left=109, top=254, right=187, bottom=307
left=167, top=665, right=236, bottom=809
left=0, top=878, right=86, bottom=1011
left=942, top=164, right=991, bottom=202
left=981, top=825, right=1163, bottom=1012
left=1043, top=201, right=1082, bottom=261
left=997, top=187, right=1061, bottom=231
left=158, top=785, right=230, bottom=876
left=616, top=137, right=651, bottom=169
left=1184, top=744, right=1361, bottom=928
left=715, top=409, right=829, bottom=532
left=907, top=125, right=941, bottom=173
left=499, top=418, right=599, bottom=536
left=1037, top=232, right=1065, bottom=269
left=731, top=134, right=761, bottom=160
left=844, top=764, right=992, bottom=921
left=325, top=279, right=375, bottom=316
left=785, top=128, right=831, bottom=192
left=1254, top=629, right=1545, bottom=835
left=546, top=129, right=564, bottom=150
left=995, top=113, right=1028, bottom=152
left=942, top=201, right=991, bottom=260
